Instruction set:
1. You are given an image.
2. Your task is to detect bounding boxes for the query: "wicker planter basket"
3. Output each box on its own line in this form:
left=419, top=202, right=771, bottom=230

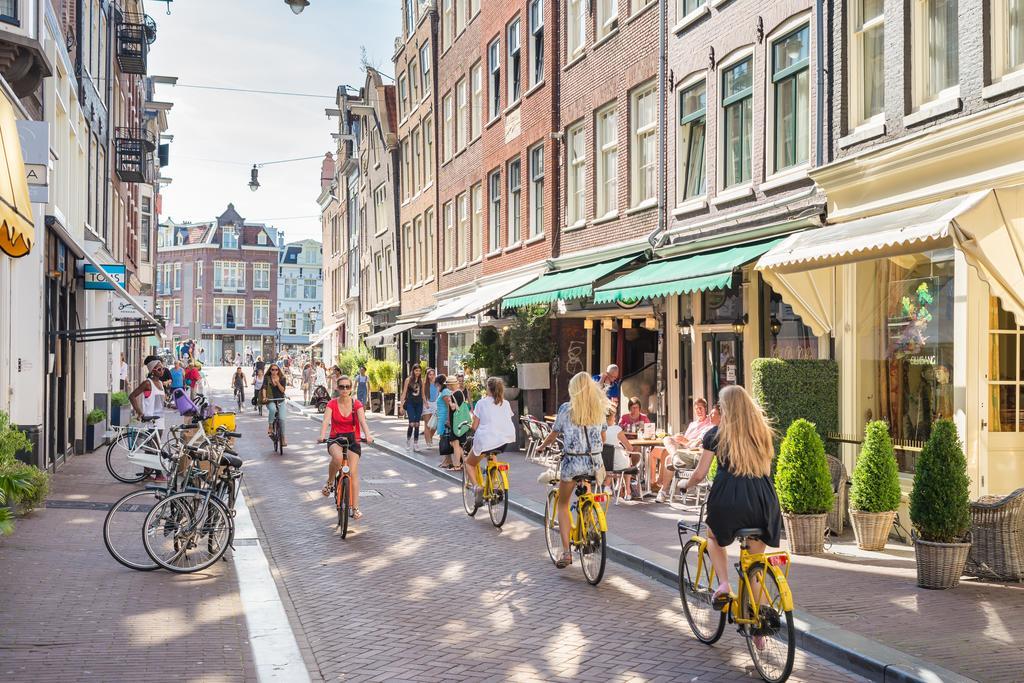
left=850, top=509, right=896, bottom=551
left=915, top=538, right=971, bottom=589
left=783, top=513, right=828, bottom=555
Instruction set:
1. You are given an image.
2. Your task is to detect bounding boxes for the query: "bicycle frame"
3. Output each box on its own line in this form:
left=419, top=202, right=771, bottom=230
left=549, top=484, right=610, bottom=544
left=476, top=456, right=510, bottom=496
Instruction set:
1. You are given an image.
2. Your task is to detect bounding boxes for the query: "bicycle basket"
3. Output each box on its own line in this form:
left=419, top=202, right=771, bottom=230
left=203, top=412, right=236, bottom=435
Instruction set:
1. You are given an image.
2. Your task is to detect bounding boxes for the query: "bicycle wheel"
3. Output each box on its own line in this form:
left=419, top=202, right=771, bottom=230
left=740, top=562, right=795, bottom=683
left=337, top=475, right=350, bottom=539
left=106, top=433, right=149, bottom=483
left=276, top=418, right=284, bottom=455
left=678, top=539, right=727, bottom=644
left=143, top=492, right=232, bottom=573
left=104, top=488, right=164, bottom=571
left=543, top=489, right=562, bottom=564
left=461, top=465, right=478, bottom=517
left=578, top=501, right=606, bottom=585
left=486, top=467, right=508, bottom=528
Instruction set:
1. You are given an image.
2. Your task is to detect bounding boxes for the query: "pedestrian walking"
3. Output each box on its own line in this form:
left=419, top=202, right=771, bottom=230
left=301, top=362, right=314, bottom=405
left=421, top=368, right=438, bottom=447
left=355, top=365, right=370, bottom=406
left=119, top=353, right=128, bottom=391
left=399, top=365, right=425, bottom=451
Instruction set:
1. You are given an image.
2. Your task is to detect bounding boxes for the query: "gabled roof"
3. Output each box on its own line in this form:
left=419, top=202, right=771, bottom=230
left=217, top=203, right=245, bottom=226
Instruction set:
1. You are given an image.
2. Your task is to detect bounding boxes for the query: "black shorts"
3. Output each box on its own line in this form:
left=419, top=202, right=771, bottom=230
left=328, top=433, right=361, bottom=456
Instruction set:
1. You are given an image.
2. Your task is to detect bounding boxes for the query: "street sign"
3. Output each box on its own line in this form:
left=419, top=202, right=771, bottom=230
left=83, top=264, right=127, bottom=290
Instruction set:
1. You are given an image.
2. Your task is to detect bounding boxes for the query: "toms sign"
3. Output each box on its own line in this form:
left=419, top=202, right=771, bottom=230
left=83, top=264, right=127, bottom=290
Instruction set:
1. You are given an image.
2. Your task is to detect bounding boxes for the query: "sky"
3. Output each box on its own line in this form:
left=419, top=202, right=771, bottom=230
left=147, top=0, right=401, bottom=243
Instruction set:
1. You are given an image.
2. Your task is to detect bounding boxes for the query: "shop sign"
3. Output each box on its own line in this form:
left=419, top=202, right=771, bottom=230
left=410, top=327, right=435, bottom=341
left=114, top=297, right=155, bottom=320
left=83, top=264, right=126, bottom=290
left=16, top=120, right=48, bottom=203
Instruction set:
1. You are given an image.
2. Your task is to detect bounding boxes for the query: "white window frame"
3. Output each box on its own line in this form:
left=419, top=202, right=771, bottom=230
left=426, top=207, right=436, bottom=277
left=409, top=59, right=420, bottom=103
left=221, top=226, right=238, bottom=249
left=442, top=92, right=454, bottom=161
left=597, top=0, right=618, bottom=41
left=195, top=298, right=203, bottom=324
left=508, top=157, right=522, bottom=245
left=398, top=74, right=408, bottom=120
left=566, top=123, right=585, bottom=227
left=676, top=76, right=707, bottom=204
left=173, top=299, right=181, bottom=326
left=456, top=77, right=468, bottom=151
left=443, top=0, right=454, bottom=50
left=424, top=116, right=434, bottom=184
left=253, top=299, right=270, bottom=327
left=567, top=0, right=586, bottom=59
left=848, top=0, right=885, bottom=129
left=990, top=0, right=1024, bottom=85
left=630, top=83, right=658, bottom=207
left=405, top=0, right=416, bottom=37
left=528, top=143, right=544, bottom=239
left=403, top=222, right=414, bottom=286
left=508, top=18, right=522, bottom=105
left=457, top=192, right=469, bottom=265
left=489, top=38, right=502, bottom=120
left=173, top=262, right=181, bottom=291
left=471, top=183, right=483, bottom=260
left=471, top=62, right=483, bottom=139
left=529, top=0, right=544, bottom=87
left=253, top=262, right=271, bottom=291
left=444, top=201, right=456, bottom=271
left=488, top=169, right=502, bottom=253
left=910, top=0, right=960, bottom=110
left=596, top=104, right=618, bottom=218
left=414, top=218, right=425, bottom=283
left=196, top=261, right=203, bottom=289
left=420, top=42, right=432, bottom=98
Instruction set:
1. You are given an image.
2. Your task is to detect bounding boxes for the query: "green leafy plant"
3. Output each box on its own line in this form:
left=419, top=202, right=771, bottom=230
left=851, top=421, right=902, bottom=513
left=110, top=391, right=130, bottom=407
left=752, top=358, right=839, bottom=455
left=505, top=306, right=554, bottom=365
left=463, top=327, right=514, bottom=377
left=337, top=344, right=372, bottom=378
left=0, top=411, right=36, bottom=535
left=374, top=360, right=400, bottom=395
left=775, top=418, right=834, bottom=515
left=910, top=419, right=970, bottom=543
left=86, top=409, right=107, bottom=426
left=365, top=360, right=384, bottom=393
left=0, top=460, right=48, bottom=513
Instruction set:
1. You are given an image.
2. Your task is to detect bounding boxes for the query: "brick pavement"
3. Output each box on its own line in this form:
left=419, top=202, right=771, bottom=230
left=241, top=387, right=863, bottom=682
left=356, top=411, right=1023, bottom=683
left=0, top=427, right=257, bottom=683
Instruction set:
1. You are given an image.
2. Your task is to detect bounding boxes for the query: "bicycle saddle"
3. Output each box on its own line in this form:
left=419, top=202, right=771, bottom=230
left=735, top=528, right=766, bottom=540
left=219, top=452, right=243, bottom=469
left=140, top=415, right=158, bottom=422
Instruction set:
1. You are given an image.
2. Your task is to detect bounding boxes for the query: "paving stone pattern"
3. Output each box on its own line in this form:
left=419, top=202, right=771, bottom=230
left=240, top=395, right=863, bottom=682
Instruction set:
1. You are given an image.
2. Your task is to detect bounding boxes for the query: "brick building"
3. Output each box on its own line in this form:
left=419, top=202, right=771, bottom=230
left=156, top=204, right=280, bottom=363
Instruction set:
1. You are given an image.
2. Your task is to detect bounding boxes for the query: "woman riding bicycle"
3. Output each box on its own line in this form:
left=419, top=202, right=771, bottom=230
left=262, top=364, right=289, bottom=446
left=464, top=377, right=516, bottom=507
left=398, top=364, right=425, bottom=451
left=681, top=385, right=782, bottom=627
left=318, top=375, right=374, bottom=519
left=231, top=367, right=248, bottom=411
left=538, top=372, right=609, bottom=569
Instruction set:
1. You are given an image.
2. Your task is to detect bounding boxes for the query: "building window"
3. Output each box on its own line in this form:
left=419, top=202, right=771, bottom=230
left=489, top=39, right=501, bottom=119
left=253, top=300, right=270, bottom=327
left=405, top=0, right=416, bottom=36
left=677, top=81, right=707, bottom=202
left=912, top=0, right=959, bottom=107
left=772, top=25, right=810, bottom=173
left=471, top=62, right=483, bottom=139
left=374, top=185, right=389, bottom=233
left=457, top=192, right=469, bottom=264
left=631, top=84, right=657, bottom=205
left=508, top=158, right=522, bottom=245
left=173, top=263, right=181, bottom=290
left=304, top=278, right=316, bottom=299
left=488, top=170, right=501, bottom=252
left=991, top=0, right=1024, bottom=83
left=284, top=312, right=297, bottom=335
left=214, top=299, right=245, bottom=328
left=849, top=0, right=884, bottom=127
left=196, top=261, right=203, bottom=289
left=403, top=222, right=414, bottom=286
left=442, top=92, right=454, bottom=161
left=214, top=261, right=245, bottom=291
left=678, top=0, right=704, bottom=16
left=470, top=0, right=480, bottom=16
left=596, top=105, right=618, bottom=218
left=173, top=300, right=181, bottom=326
left=444, top=201, right=455, bottom=271
left=413, top=218, right=424, bottom=282
left=424, top=116, right=434, bottom=184
left=257, top=232, right=267, bottom=245
left=420, top=42, right=432, bottom=95
left=508, top=19, right=522, bottom=104
left=988, top=298, right=1024, bottom=432
left=567, top=124, right=585, bottom=225
left=443, top=0, right=454, bottom=50
left=455, top=0, right=465, bottom=33
left=252, top=263, right=270, bottom=290
left=141, top=216, right=151, bottom=263
left=456, top=77, right=468, bottom=151
left=426, top=207, right=436, bottom=277
left=471, top=183, right=483, bottom=260
left=597, top=0, right=618, bottom=40
left=722, top=57, right=753, bottom=188
left=221, top=226, right=238, bottom=248
left=568, top=0, right=586, bottom=58
left=195, top=298, right=203, bottom=324
left=529, top=0, right=544, bottom=86
left=528, top=144, right=544, bottom=238
left=0, top=0, right=18, bottom=24
left=409, top=60, right=420, bottom=104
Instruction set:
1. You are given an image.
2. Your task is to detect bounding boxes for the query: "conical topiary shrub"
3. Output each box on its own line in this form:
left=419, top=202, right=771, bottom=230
left=849, top=421, right=902, bottom=550
left=776, top=418, right=834, bottom=554
left=909, top=419, right=971, bottom=589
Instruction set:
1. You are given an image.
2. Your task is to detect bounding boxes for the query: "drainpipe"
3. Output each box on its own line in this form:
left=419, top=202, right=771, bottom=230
left=654, top=0, right=668, bottom=429
left=815, top=0, right=825, bottom=168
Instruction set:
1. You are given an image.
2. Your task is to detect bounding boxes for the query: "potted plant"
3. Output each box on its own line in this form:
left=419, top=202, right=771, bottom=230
left=909, top=419, right=972, bottom=589
left=110, top=391, right=131, bottom=427
left=85, top=409, right=107, bottom=452
left=506, top=307, right=553, bottom=390
left=377, top=360, right=400, bottom=415
left=775, top=418, right=834, bottom=555
left=849, top=421, right=901, bottom=551
left=464, top=327, right=514, bottom=378
left=0, top=411, right=36, bottom=535
left=365, top=360, right=384, bottom=412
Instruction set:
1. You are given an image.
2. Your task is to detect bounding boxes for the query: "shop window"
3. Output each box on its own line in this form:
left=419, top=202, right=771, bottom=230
left=701, top=276, right=743, bottom=324
left=988, top=298, right=1024, bottom=432
left=761, top=282, right=819, bottom=360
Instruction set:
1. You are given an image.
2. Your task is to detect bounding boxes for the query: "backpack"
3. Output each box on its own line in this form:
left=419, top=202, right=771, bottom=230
left=452, top=400, right=473, bottom=438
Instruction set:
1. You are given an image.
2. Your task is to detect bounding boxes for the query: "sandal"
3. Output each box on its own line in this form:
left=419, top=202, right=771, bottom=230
left=321, top=483, right=333, bottom=497
left=351, top=508, right=363, bottom=520
left=555, top=552, right=572, bottom=569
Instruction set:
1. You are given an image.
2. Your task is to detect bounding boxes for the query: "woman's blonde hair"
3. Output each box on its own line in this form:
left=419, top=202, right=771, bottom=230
left=716, top=385, right=776, bottom=477
left=487, top=376, right=505, bottom=405
left=568, top=372, right=610, bottom=427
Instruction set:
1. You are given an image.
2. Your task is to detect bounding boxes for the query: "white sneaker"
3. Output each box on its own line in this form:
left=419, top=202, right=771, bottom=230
left=412, top=441, right=419, bottom=452
left=656, top=490, right=668, bottom=503
left=406, top=437, right=412, bottom=449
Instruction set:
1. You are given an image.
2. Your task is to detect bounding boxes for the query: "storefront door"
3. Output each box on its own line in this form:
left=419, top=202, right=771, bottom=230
left=703, top=332, right=743, bottom=405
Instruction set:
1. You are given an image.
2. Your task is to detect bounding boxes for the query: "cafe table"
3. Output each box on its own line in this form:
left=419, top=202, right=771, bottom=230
left=627, top=437, right=665, bottom=499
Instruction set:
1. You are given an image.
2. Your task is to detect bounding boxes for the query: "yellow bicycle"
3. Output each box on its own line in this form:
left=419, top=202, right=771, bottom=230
left=677, top=502, right=795, bottom=682
left=543, top=473, right=609, bottom=585
left=462, top=452, right=510, bottom=528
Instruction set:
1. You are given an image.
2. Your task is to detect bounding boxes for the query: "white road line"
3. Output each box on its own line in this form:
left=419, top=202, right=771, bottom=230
left=234, top=487, right=312, bottom=683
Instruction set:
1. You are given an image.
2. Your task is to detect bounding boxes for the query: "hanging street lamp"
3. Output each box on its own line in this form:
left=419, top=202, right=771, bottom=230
left=285, top=0, right=310, bottom=14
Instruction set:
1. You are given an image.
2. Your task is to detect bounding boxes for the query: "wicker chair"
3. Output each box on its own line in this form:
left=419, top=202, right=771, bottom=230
left=966, top=487, right=1024, bottom=581
left=826, top=455, right=849, bottom=535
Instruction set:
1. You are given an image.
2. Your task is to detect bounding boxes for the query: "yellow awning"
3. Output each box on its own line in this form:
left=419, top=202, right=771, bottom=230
left=0, top=92, right=34, bottom=258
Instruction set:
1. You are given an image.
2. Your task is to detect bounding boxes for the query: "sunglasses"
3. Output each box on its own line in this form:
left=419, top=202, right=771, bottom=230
left=338, top=384, right=352, bottom=390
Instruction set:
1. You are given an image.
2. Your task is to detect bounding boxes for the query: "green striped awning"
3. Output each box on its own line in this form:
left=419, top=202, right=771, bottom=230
left=592, top=238, right=785, bottom=304
left=502, top=254, right=640, bottom=309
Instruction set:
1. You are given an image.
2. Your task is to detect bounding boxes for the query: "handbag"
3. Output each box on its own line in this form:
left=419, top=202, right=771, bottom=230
left=427, top=412, right=438, bottom=430
left=584, top=427, right=607, bottom=483
left=439, top=434, right=454, bottom=456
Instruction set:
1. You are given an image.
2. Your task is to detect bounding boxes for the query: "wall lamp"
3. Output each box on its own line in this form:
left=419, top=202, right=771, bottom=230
left=731, top=313, right=749, bottom=335
left=769, top=315, right=783, bottom=337
left=678, top=316, right=694, bottom=336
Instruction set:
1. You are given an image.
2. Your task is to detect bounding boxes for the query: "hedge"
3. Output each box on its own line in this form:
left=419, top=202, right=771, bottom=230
left=751, top=358, right=838, bottom=455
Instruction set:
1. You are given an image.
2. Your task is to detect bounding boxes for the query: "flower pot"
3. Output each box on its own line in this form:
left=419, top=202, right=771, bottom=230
left=782, top=513, right=828, bottom=555
left=849, top=509, right=896, bottom=551
left=110, top=405, right=130, bottom=427
left=370, top=391, right=382, bottom=413
left=914, top=538, right=971, bottom=589
left=516, top=362, right=550, bottom=390
left=383, top=393, right=396, bottom=415
left=85, top=422, right=106, bottom=452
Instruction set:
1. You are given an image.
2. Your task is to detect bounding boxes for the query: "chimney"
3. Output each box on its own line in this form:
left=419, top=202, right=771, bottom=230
left=321, top=152, right=335, bottom=190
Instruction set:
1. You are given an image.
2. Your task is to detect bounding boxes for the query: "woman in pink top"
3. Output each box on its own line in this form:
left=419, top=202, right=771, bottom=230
left=656, top=398, right=714, bottom=502
left=618, top=396, right=652, bottom=433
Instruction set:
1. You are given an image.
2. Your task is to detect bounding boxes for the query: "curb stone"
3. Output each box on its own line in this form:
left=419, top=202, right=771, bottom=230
left=297, top=407, right=976, bottom=683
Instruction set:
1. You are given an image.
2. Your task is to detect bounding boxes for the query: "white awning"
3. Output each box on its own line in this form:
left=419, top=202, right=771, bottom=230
left=81, top=247, right=163, bottom=331
left=308, top=319, right=344, bottom=348
left=422, top=273, right=539, bottom=323
left=365, top=321, right=418, bottom=348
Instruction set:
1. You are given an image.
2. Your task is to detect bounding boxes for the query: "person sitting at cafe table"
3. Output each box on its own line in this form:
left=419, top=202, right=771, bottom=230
left=618, top=396, right=651, bottom=433
left=656, top=401, right=720, bottom=503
